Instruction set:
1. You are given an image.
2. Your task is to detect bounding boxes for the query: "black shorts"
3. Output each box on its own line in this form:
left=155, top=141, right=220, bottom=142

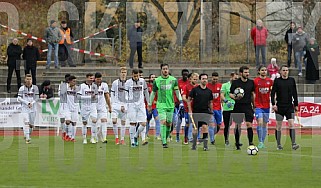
left=231, top=104, right=254, bottom=124
left=192, top=112, right=213, bottom=128
left=275, top=105, right=294, bottom=121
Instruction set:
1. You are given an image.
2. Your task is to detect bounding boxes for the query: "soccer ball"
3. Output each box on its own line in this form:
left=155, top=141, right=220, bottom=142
left=234, top=87, right=245, bottom=98
left=247, top=145, right=259, bottom=155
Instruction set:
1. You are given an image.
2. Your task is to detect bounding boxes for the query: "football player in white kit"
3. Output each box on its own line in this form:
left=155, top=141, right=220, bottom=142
left=110, top=67, right=127, bottom=145
left=94, top=72, right=112, bottom=143
left=125, top=69, right=150, bottom=147
left=77, top=73, right=98, bottom=144
left=64, top=75, right=79, bottom=142
left=58, top=74, right=71, bottom=140
left=17, top=74, right=39, bottom=144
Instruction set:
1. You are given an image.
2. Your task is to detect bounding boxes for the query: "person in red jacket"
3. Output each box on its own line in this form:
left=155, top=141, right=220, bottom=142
left=251, top=19, right=268, bottom=68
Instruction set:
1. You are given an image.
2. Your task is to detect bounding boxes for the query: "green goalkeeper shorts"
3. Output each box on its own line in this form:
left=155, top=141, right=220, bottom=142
left=157, top=108, right=174, bottom=123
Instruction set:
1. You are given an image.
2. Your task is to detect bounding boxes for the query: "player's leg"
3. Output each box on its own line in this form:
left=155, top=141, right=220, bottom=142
left=60, top=118, right=66, bottom=140
left=191, top=114, right=202, bottom=150
left=232, top=111, right=244, bottom=150
left=209, top=110, right=216, bottom=145
left=128, top=106, right=138, bottom=147
left=111, top=108, right=119, bottom=144
left=100, top=118, right=108, bottom=143
left=202, top=122, right=209, bottom=151
left=146, top=109, right=152, bottom=138
left=183, top=112, right=189, bottom=144
left=287, top=107, right=300, bottom=150
left=29, top=112, right=35, bottom=137
left=223, top=111, right=232, bottom=146
left=175, top=108, right=183, bottom=142
left=89, top=109, right=98, bottom=144
left=157, top=108, right=167, bottom=146
left=153, top=109, right=161, bottom=139
left=22, top=113, right=31, bottom=143
left=255, top=108, right=264, bottom=148
left=65, top=111, right=72, bottom=141
left=275, top=108, right=284, bottom=150
left=119, top=111, right=127, bottom=145
left=134, top=107, right=148, bottom=145
left=81, top=110, right=89, bottom=144
left=245, top=107, right=254, bottom=146
left=261, top=108, right=270, bottom=148
left=166, top=109, right=175, bottom=144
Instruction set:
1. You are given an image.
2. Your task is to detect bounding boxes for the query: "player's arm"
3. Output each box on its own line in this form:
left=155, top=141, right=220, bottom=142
left=229, top=81, right=237, bottom=100
left=251, top=91, right=255, bottom=109
left=143, top=81, right=150, bottom=104
left=17, top=87, right=29, bottom=105
left=76, top=85, right=90, bottom=100
left=182, top=85, right=188, bottom=103
left=187, top=96, right=193, bottom=114
left=292, top=78, right=299, bottom=110
left=173, top=79, right=183, bottom=102
left=33, top=86, right=40, bottom=104
left=149, top=80, right=158, bottom=106
left=104, top=92, right=112, bottom=111
left=209, top=100, right=213, bottom=112
left=271, top=78, right=278, bottom=106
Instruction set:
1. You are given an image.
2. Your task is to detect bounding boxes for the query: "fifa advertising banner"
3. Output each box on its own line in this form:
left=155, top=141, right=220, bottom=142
left=0, top=97, right=320, bottom=128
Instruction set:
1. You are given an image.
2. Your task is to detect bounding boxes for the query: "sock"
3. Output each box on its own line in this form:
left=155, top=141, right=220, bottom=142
left=234, top=126, right=240, bottom=145
left=166, top=126, right=171, bottom=139
left=188, top=123, right=193, bottom=140
left=136, top=123, right=140, bottom=132
left=82, top=125, right=87, bottom=139
left=216, top=125, right=221, bottom=134
left=208, top=126, right=215, bottom=142
left=155, top=119, right=161, bottom=137
left=71, top=126, right=75, bottom=139
left=129, top=126, right=136, bottom=144
left=192, top=133, right=197, bottom=148
left=289, top=129, right=296, bottom=144
left=101, top=122, right=107, bottom=140
left=224, top=124, right=229, bottom=142
left=24, top=124, right=30, bottom=140
left=67, top=124, right=72, bottom=137
left=275, top=130, right=281, bottom=146
left=65, top=125, right=69, bottom=136
left=262, top=126, right=267, bottom=143
left=113, top=124, right=118, bottom=139
left=141, top=126, right=146, bottom=141
left=134, top=125, right=145, bottom=138
left=203, top=133, right=208, bottom=148
left=61, top=122, right=65, bottom=133
left=256, top=125, right=262, bottom=142
left=184, top=125, right=189, bottom=139
left=91, top=122, right=97, bottom=139
left=29, top=127, right=33, bottom=136
left=146, top=122, right=150, bottom=137
left=120, top=125, right=126, bottom=140
left=247, top=127, right=253, bottom=145
left=161, top=125, right=166, bottom=144
left=176, top=119, right=181, bottom=139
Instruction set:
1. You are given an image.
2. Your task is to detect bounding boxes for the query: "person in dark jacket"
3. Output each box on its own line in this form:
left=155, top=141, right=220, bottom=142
left=284, top=22, right=297, bottom=67
left=23, top=39, right=40, bottom=85
left=304, top=38, right=320, bottom=84
left=6, top=38, right=22, bottom=93
left=127, top=20, right=143, bottom=69
left=39, top=80, right=54, bottom=99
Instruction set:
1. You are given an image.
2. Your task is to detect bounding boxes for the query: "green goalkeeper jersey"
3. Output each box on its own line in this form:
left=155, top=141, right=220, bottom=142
left=153, top=75, right=179, bottom=109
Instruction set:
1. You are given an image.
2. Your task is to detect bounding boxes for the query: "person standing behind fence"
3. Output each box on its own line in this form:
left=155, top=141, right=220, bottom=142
left=304, top=38, right=320, bottom=84
left=6, top=38, right=22, bottom=94
left=44, top=20, right=61, bottom=69
left=292, top=25, right=309, bottom=77
left=23, top=39, right=40, bottom=86
left=127, top=20, right=143, bottom=69
left=59, top=21, right=76, bottom=67
left=284, top=22, right=297, bottom=67
left=251, top=19, right=268, bottom=68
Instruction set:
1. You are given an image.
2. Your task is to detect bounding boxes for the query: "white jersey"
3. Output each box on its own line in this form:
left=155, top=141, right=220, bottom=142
left=96, top=82, right=109, bottom=110
left=125, top=78, right=149, bottom=107
left=66, top=83, right=79, bottom=112
left=77, top=82, right=98, bottom=111
left=111, top=79, right=127, bottom=106
left=58, top=82, right=68, bottom=110
left=17, top=85, right=39, bottom=112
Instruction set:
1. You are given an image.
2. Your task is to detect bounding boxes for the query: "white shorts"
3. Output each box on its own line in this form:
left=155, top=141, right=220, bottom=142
left=58, top=103, right=67, bottom=119
left=65, top=110, right=79, bottom=122
left=127, top=105, right=147, bottom=123
left=97, top=107, right=108, bottom=120
left=81, top=106, right=97, bottom=122
left=21, top=112, right=36, bottom=125
left=111, top=104, right=126, bottom=121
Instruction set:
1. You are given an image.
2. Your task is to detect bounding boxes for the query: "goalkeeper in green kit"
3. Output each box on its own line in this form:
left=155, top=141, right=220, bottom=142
left=148, top=63, right=184, bottom=148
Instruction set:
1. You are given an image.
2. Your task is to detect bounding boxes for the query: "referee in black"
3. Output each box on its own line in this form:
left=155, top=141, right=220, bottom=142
left=229, top=66, right=255, bottom=150
left=188, top=73, right=214, bottom=151
left=271, top=65, right=300, bottom=150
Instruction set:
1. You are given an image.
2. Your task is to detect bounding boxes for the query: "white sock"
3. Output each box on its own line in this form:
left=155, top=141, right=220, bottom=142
left=82, top=125, right=87, bottom=139
left=113, top=124, right=118, bottom=138
left=23, top=124, right=30, bottom=140
left=134, top=125, right=145, bottom=138
left=65, top=125, right=69, bottom=136
left=71, top=126, right=76, bottom=139
left=91, top=122, right=97, bottom=139
left=129, top=126, right=136, bottom=144
left=141, top=126, right=146, bottom=141
left=120, top=125, right=126, bottom=140
left=101, top=122, right=107, bottom=140
left=67, top=124, right=72, bottom=137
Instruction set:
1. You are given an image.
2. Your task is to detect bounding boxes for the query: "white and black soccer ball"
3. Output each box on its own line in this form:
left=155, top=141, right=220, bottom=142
left=234, top=87, right=245, bottom=98
left=247, top=145, right=259, bottom=155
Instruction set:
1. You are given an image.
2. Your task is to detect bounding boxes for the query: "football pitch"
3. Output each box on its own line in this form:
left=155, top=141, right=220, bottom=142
left=0, top=132, right=320, bottom=188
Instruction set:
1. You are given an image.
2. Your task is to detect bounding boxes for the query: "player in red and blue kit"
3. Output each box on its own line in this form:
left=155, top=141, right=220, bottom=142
left=207, top=72, right=222, bottom=145
left=254, top=65, right=273, bottom=149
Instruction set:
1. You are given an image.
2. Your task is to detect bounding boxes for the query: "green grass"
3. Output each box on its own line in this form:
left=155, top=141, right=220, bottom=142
left=0, top=134, right=321, bottom=188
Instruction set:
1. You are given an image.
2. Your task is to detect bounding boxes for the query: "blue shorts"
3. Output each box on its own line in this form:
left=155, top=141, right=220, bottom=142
left=255, top=108, right=270, bottom=123
left=146, top=108, right=158, bottom=121
left=213, top=110, right=222, bottom=125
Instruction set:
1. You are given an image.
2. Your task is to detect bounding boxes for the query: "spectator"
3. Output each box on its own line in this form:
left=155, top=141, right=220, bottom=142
left=292, top=25, right=309, bottom=76
left=127, top=20, right=143, bottom=69
left=39, top=80, right=54, bottom=99
left=6, top=38, right=22, bottom=94
left=304, top=38, right=320, bottom=84
left=44, top=20, right=62, bottom=69
left=284, top=22, right=297, bottom=67
left=267, top=58, right=280, bottom=80
left=23, top=39, right=40, bottom=85
left=251, top=19, right=268, bottom=68
left=59, top=21, right=76, bottom=67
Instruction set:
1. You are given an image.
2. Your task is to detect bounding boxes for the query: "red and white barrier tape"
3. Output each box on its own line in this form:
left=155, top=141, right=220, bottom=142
left=71, top=47, right=116, bottom=59
left=0, top=23, right=46, bottom=43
